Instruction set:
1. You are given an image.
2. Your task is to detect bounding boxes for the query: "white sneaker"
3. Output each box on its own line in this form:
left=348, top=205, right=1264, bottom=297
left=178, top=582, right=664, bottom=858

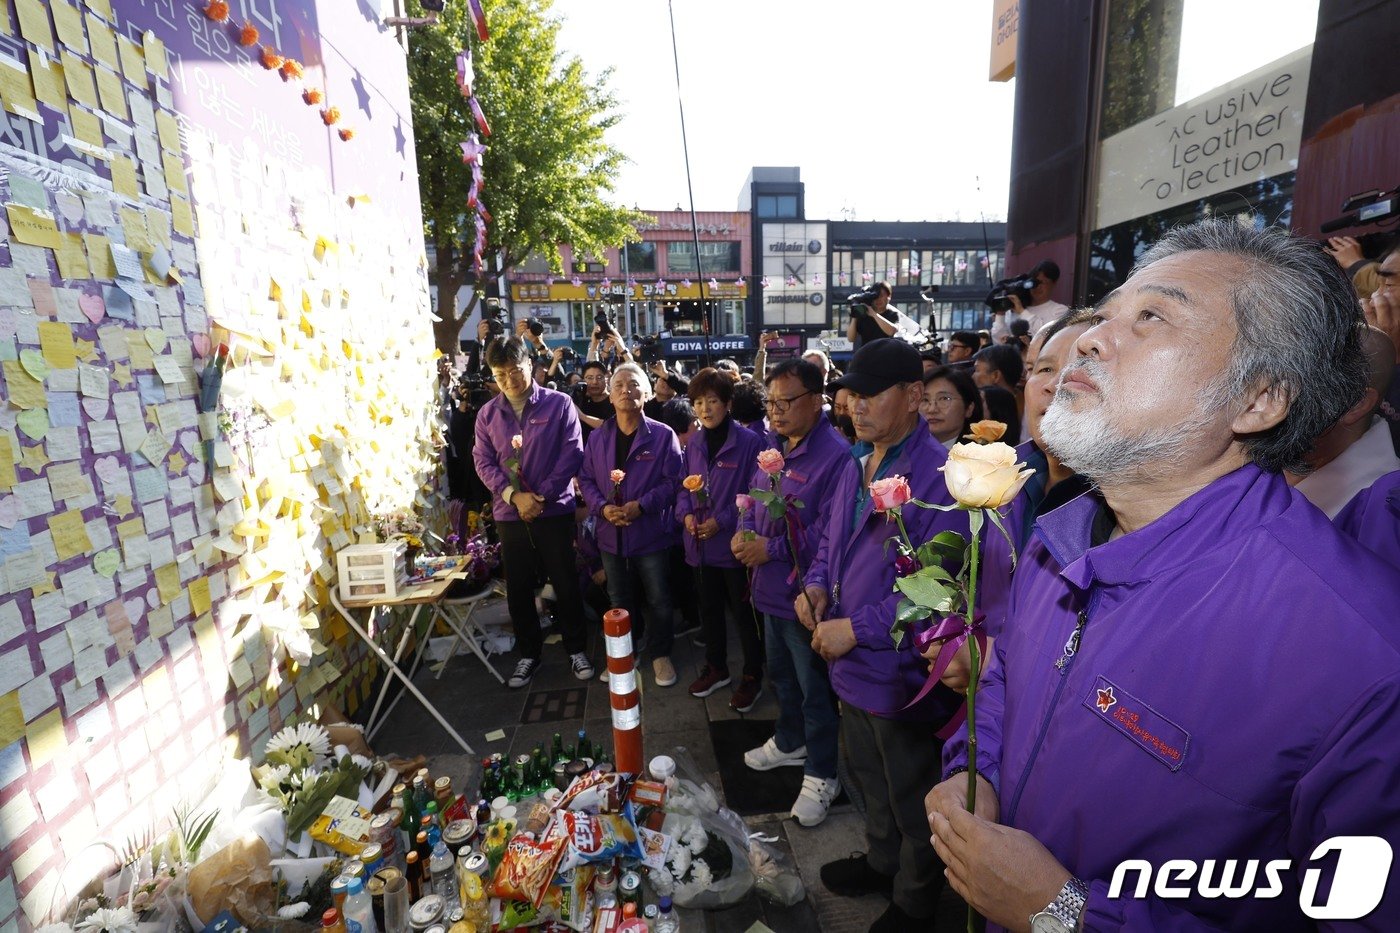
left=790, top=775, right=840, bottom=827
left=743, top=737, right=807, bottom=772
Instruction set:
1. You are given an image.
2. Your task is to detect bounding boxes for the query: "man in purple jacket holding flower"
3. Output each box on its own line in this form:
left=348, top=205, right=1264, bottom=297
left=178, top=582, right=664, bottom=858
left=928, top=220, right=1400, bottom=931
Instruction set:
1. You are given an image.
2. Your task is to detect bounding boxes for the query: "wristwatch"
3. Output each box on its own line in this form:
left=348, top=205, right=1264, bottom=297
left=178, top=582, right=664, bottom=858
left=1029, top=877, right=1089, bottom=933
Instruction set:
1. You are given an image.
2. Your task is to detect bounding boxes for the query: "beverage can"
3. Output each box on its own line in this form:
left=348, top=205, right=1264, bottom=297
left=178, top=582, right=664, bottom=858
left=358, top=842, right=385, bottom=877
left=442, top=819, right=475, bottom=856
left=619, top=871, right=641, bottom=905
left=461, top=852, right=489, bottom=878
left=409, top=894, right=445, bottom=930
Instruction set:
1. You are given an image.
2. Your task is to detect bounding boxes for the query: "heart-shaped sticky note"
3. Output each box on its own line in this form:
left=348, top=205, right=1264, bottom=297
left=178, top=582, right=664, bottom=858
left=145, top=329, right=167, bottom=353
left=17, top=408, right=48, bottom=441
left=124, top=597, right=144, bottom=624
left=78, top=292, right=106, bottom=324
left=19, top=348, right=48, bottom=382
left=93, top=550, right=121, bottom=577
left=82, top=396, right=110, bottom=420
left=94, top=455, right=122, bottom=484
left=0, top=495, right=19, bottom=529
left=192, top=334, right=211, bottom=358
left=56, top=191, right=85, bottom=224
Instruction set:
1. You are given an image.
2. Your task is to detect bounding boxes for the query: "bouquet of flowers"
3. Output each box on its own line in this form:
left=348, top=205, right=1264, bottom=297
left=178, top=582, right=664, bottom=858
left=252, top=723, right=370, bottom=837
left=371, top=509, right=424, bottom=548
left=657, top=813, right=737, bottom=905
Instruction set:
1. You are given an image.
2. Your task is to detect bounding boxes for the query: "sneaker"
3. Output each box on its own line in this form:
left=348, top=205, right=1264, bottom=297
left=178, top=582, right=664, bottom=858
left=569, top=652, right=595, bottom=680
left=729, top=675, right=763, bottom=713
left=790, top=775, right=840, bottom=827
left=507, top=657, right=540, bottom=689
left=688, top=664, right=731, bottom=698
left=652, top=657, right=677, bottom=687
left=744, top=737, right=807, bottom=772
left=820, top=852, right=893, bottom=898
left=869, top=902, right=918, bottom=932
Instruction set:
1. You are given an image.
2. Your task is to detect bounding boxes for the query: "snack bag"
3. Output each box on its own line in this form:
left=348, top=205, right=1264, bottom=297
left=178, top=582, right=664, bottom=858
left=491, top=833, right=569, bottom=909
left=538, top=866, right=595, bottom=931
left=557, top=811, right=642, bottom=871
left=557, top=770, right=622, bottom=813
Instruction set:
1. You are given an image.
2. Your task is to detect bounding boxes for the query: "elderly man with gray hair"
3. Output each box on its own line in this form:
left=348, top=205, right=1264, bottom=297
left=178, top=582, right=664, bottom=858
left=926, top=220, right=1400, bottom=931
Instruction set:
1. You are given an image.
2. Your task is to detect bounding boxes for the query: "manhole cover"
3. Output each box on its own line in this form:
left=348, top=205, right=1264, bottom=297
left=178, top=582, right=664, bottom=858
left=521, top=687, right=586, bottom=724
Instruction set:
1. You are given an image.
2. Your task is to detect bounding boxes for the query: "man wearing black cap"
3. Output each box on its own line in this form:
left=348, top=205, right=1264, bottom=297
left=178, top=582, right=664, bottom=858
left=799, top=339, right=980, bottom=930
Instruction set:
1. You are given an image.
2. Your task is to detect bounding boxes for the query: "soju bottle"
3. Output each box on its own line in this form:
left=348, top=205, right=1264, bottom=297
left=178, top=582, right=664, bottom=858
left=550, top=732, right=567, bottom=765
left=576, top=729, right=592, bottom=762
left=478, top=758, right=496, bottom=800
left=398, top=782, right=419, bottom=850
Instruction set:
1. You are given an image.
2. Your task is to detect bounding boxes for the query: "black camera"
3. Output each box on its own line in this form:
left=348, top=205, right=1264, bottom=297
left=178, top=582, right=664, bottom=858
left=558, top=346, right=577, bottom=361
left=635, top=335, right=662, bottom=365
left=594, top=309, right=619, bottom=338
left=846, top=285, right=882, bottom=318
left=984, top=275, right=1037, bottom=314
left=526, top=318, right=545, bottom=337
left=482, top=298, right=509, bottom=339
left=1321, top=187, right=1399, bottom=257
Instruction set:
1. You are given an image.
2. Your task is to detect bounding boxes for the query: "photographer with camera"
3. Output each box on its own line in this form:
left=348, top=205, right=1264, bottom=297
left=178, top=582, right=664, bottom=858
left=845, top=281, right=908, bottom=347
left=573, top=361, right=615, bottom=442
left=515, top=317, right=551, bottom=361
left=988, top=259, right=1067, bottom=343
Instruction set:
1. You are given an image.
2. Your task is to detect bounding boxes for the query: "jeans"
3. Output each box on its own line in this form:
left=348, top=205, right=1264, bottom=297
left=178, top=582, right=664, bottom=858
left=496, top=514, right=586, bottom=659
left=599, top=549, right=674, bottom=660
left=765, top=614, right=839, bottom=778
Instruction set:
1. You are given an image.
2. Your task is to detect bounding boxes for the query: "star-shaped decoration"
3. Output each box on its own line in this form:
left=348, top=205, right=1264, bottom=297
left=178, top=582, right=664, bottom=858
left=168, top=451, right=188, bottom=474
left=74, top=339, right=100, bottom=363
left=112, top=363, right=134, bottom=388
left=1096, top=685, right=1117, bottom=713
left=19, top=443, right=49, bottom=475
left=31, top=571, right=57, bottom=597
left=145, top=404, right=160, bottom=424
left=112, top=494, right=134, bottom=518
left=351, top=71, right=372, bottom=117
left=394, top=119, right=407, bottom=157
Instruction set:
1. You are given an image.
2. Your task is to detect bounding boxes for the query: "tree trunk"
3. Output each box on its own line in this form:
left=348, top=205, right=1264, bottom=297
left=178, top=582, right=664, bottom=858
left=433, top=262, right=470, bottom=355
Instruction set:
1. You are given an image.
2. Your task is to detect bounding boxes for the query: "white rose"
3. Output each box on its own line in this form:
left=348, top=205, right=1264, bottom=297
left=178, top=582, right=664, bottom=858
left=939, top=441, right=1036, bottom=509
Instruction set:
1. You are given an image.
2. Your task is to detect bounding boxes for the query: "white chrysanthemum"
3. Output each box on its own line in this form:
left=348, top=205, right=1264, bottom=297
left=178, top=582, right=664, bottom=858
left=683, top=821, right=708, bottom=854
left=668, top=847, right=691, bottom=878
left=264, top=722, right=332, bottom=770
left=257, top=763, right=293, bottom=790
left=690, top=859, right=713, bottom=888
left=277, top=903, right=310, bottom=919
left=76, top=907, right=139, bottom=933
left=351, top=754, right=373, bottom=772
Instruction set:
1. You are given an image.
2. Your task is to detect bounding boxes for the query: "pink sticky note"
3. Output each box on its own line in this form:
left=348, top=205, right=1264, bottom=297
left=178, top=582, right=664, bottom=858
left=79, top=292, right=106, bottom=324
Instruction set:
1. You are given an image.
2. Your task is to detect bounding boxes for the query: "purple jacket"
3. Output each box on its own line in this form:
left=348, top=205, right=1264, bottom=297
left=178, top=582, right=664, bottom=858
left=804, top=421, right=981, bottom=722
left=675, top=419, right=764, bottom=568
left=578, top=416, right=683, bottom=557
left=1333, top=468, right=1400, bottom=568
left=944, top=465, right=1400, bottom=931
left=471, top=383, right=583, bottom=522
left=739, top=418, right=854, bottom=619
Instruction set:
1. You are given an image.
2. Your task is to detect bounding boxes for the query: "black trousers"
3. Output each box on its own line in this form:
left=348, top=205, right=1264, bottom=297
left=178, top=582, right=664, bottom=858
left=496, top=514, right=586, bottom=659
left=695, top=564, right=764, bottom=679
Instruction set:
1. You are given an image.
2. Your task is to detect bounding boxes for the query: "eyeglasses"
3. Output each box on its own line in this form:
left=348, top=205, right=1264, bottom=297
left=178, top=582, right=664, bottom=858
left=491, top=367, right=529, bottom=385
left=764, top=390, right=815, bottom=414
left=925, top=393, right=960, bottom=408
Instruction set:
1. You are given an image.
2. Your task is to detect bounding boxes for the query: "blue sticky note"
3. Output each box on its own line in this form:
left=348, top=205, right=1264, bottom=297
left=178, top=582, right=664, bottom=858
left=136, top=373, right=166, bottom=405
left=0, top=742, right=26, bottom=790
left=103, top=284, right=135, bottom=321
left=48, top=392, right=81, bottom=427
left=0, top=525, right=30, bottom=558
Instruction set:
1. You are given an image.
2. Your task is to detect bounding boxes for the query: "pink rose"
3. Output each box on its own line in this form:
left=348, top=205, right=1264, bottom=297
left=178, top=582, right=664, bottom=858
left=735, top=493, right=755, bottom=511
left=510, top=434, right=523, bottom=450
left=756, top=448, right=785, bottom=476
left=869, top=476, right=912, bottom=512
left=610, top=469, right=626, bottom=485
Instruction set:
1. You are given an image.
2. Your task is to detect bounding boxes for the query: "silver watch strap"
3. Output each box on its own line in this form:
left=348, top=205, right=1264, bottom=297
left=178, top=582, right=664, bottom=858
left=1049, top=877, right=1089, bottom=928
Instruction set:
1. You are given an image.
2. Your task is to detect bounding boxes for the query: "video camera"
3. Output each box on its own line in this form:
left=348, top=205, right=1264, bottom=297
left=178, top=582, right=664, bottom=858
left=1321, top=187, right=1399, bottom=257
left=525, top=318, right=545, bottom=338
left=984, top=275, right=1037, bottom=315
left=634, top=335, right=662, bottom=365
left=481, top=298, right=509, bottom=340
left=846, top=285, right=883, bottom=318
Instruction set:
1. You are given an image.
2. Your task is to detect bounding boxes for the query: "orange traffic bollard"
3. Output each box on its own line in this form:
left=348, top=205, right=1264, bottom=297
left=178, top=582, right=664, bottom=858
left=602, top=608, right=643, bottom=775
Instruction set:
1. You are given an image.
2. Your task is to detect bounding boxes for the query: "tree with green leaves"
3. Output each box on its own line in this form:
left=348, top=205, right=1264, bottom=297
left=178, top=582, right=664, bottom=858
left=407, top=0, right=646, bottom=353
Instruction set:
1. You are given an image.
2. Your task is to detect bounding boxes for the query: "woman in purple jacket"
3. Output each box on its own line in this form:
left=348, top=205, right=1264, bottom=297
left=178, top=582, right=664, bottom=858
left=677, top=368, right=766, bottom=712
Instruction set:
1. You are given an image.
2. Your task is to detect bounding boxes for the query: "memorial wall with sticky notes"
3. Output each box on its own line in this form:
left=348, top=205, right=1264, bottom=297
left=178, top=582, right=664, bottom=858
left=0, top=1, right=435, bottom=925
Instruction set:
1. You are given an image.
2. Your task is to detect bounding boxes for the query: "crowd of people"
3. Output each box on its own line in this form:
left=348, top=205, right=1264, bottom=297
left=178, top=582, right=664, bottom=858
left=440, top=221, right=1400, bottom=931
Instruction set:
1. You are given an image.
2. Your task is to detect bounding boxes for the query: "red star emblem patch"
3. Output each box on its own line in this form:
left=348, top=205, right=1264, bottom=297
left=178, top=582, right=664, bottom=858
left=1096, top=686, right=1117, bottom=713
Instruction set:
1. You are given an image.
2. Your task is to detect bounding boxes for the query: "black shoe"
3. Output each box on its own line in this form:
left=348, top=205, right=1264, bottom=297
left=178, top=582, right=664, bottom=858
left=820, top=852, right=893, bottom=898
left=869, top=902, right=920, bottom=932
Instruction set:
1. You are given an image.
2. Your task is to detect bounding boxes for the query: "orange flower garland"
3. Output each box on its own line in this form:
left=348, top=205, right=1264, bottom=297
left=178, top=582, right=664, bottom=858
left=338, top=128, right=355, bottom=142
left=302, top=87, right=324, bottom=106
left=203, top=1, right=229, bottom=22
left=320, top=107, right=340, bottom=126
left=238, top=23, right=259, bottom=46
left=279, top=59, right=304, bottom=80
left=260, top=47, right=284, bottom=70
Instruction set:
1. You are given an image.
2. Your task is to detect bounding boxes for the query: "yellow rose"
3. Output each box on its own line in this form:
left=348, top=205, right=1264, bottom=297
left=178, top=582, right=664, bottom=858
left=682, top=474, right=705, bottom=493
left=963, top=420, right=1007, bottom=444
left=939, top=441, right=1036, bottom=509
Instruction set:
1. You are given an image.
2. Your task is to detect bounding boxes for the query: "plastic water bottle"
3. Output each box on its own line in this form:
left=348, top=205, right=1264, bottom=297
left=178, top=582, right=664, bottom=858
left=655, top=895, right=679, bottom=933
left=429, top=840, right=459, bottom=910
left=342, top=875, right=377, bottom=933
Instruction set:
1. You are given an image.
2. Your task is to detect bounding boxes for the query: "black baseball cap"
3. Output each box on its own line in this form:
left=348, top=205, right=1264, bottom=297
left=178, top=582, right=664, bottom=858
left=832, top=339, right=922, bottom=396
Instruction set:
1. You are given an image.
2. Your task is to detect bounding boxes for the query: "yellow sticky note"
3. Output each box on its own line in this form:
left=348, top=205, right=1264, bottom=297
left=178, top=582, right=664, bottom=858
left=70, top=106, right=104, bottom=146
left=155, top=110, right=180, bottom=154
left=0, top=692, right=23, bottom=748
left=51, top=1, right=89, bottom=55
left=56, top=232, right=90, bottom=280
left=109, top=155, right=139, bottom=200
left=154, top=562, right=180, bottom=605
left=143, top=31, right=167, bottom=79
left=190, top=577, right=212, bottom=616
left=27, top=51, right=67, bottom=109
left=144, top=206, right=170, bottom=251
left=13, top=0, right=54, bottom=53
left=163, top=152, right=187, bottom=196
left=49, top=509, right=93, bottom=560
left=26, top=709, right=66, bottom=768
left=87, top=16, right=118, bottom=70
left=0, top=436, right=16, bottom=489
left=5, top=203, right=61, bottom=249
left=0, top=362, right=45, bottom=409
left=170, top=197, right=193, bottom=237
left=60, top=51, right=98, bottom=109
left=117, top=35, right=144, bottom=86
left=0, top=1, right=11, bottom=37
left=38, top=322, right=78, bottom=369
left=85, top=0, right=114, bottom=20
left=84, top=232, right=114, bottom=278
left=120, top=205, right=149, bottom=252
left=95, top=63, right=128, bottom=119
left=0, top=57, right=39, bottom=120
left=126, top=333, right=154, bottom=370
left=115, top=516, right=144, bottom=543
